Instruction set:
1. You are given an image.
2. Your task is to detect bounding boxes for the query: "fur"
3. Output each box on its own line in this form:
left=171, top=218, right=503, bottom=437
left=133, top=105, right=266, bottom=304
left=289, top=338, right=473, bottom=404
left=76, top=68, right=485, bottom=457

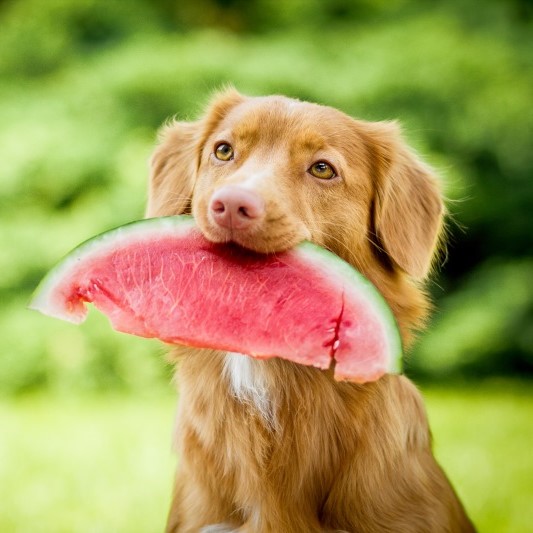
left=224, top=352, right=276, bottom=428
left=148, top=89, right=476, bottom=532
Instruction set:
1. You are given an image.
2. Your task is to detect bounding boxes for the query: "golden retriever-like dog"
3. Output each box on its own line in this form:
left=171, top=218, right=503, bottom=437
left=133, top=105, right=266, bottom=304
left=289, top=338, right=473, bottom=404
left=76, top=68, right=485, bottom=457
left=147, top=89, right=476, bottom=533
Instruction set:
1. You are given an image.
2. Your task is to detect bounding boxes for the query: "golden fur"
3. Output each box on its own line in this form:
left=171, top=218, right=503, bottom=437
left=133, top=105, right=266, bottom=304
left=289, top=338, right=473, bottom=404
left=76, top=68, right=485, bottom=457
left=147, top=89, right=475, bottom=532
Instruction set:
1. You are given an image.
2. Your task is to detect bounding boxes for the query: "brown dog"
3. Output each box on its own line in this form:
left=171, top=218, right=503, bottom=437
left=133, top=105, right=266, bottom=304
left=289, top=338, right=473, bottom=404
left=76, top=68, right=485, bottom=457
left=147, top=89, right=475, bottom=532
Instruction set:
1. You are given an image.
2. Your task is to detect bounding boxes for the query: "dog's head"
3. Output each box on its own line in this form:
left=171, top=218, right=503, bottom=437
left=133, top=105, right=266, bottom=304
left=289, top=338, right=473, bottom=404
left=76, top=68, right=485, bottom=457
left=147, top=89, right=444, bottom=340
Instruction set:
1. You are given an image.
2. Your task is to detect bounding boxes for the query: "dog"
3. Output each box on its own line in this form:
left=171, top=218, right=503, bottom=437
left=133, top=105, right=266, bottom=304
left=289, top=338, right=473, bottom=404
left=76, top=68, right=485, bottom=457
left=146, top=89, right=476, bottom=532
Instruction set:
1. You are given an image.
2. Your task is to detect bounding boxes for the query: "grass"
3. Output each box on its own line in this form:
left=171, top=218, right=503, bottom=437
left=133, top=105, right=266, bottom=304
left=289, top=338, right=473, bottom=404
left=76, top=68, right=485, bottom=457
left=420, top=380, right=533, bottom=533
left=0, top=392, right=176, bottom=533
left=0, top=381, right=531, bottom=532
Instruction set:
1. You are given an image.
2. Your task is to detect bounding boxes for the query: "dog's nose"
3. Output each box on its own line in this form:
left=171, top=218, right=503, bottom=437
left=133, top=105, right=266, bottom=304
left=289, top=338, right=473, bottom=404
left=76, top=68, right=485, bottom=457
left=209, top=186, right=265, bottom=230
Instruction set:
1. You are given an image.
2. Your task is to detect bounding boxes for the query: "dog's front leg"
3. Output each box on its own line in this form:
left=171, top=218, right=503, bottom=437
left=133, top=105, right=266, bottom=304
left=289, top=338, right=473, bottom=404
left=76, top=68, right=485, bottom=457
left=199, top=525, right=239, bottom=533
left=165, top=473, right=238, bottom=533
left=234, top=523, right=346, bottom=533
left=232, top=507, right=325, bottom=533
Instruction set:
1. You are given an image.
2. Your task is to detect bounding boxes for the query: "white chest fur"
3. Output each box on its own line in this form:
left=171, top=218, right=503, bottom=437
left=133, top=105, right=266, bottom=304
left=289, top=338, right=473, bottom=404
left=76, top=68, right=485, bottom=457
left=224, top=352, right=275, bottom=427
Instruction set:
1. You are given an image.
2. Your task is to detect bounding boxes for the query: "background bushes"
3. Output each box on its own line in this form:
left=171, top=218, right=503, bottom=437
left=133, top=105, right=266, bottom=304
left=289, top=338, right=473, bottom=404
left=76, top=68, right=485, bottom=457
left=1, top=0, right=532, bottom=393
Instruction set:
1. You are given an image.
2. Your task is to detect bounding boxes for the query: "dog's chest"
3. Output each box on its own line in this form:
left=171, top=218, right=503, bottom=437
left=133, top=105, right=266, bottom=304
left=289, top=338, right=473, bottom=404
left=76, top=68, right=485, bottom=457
left=224, top=352, right=275, bottom=426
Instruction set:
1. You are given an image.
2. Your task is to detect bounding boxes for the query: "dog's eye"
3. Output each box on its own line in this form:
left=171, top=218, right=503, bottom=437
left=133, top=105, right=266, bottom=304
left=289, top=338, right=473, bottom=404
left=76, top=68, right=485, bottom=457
left=214, top=143, right=234, bottom=161
left=308, top=161, right=336, bottom=180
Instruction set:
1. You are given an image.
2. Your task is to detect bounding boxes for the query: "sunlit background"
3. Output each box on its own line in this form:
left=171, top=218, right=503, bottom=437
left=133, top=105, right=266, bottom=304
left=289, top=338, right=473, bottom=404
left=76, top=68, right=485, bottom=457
left=0, top=0, right=532, bottom=531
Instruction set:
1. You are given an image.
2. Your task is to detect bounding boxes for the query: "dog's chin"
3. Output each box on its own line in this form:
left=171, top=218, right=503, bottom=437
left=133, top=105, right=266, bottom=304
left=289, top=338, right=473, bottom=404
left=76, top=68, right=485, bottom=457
left=198, top=222, right=308, bottom=255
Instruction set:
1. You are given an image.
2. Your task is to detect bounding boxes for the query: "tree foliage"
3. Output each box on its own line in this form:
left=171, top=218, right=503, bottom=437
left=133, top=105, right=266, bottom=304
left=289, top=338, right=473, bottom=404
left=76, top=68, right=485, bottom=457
left=1, top=0, right=531, bottom=393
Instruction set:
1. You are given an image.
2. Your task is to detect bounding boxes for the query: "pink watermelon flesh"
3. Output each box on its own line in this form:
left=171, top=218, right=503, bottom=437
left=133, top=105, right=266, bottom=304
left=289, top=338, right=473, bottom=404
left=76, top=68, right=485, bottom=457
left=29, top=216, right=402, bottom=382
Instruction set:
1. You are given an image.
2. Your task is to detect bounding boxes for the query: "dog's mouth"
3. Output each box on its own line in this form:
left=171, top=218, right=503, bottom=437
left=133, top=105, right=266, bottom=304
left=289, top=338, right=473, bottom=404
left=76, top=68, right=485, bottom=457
left=199, top=221, right=310, bottom=256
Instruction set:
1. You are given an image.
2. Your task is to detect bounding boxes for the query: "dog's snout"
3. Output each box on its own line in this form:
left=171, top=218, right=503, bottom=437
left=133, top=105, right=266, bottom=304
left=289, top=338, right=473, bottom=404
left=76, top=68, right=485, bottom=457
left=209, top=186, right=265, bottom=230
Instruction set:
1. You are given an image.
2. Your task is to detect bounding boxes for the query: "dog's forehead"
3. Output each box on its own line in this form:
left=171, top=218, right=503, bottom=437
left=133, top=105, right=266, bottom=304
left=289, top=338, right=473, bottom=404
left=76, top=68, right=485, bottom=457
left=218, top=96, right=355, bottom=149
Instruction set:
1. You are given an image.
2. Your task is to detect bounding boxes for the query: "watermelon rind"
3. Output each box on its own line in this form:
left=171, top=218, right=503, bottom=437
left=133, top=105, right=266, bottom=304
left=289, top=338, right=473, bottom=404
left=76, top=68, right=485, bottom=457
left=28, top=216, right=198, bottom=323
left=29, top=215, right=402, bottom=375
left=296, top=241, right=403, bottom=375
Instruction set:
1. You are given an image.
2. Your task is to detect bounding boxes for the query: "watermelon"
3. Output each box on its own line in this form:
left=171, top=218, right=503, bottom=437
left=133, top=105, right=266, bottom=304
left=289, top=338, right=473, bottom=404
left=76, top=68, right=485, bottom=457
left=29, top=216, right=402, bottom=382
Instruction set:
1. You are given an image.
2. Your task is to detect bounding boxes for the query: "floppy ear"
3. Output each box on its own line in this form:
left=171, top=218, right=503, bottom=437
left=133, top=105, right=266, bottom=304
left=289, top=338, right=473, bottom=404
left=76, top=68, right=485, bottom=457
left=370, top=123, right=444, bottom=280
left=146, top=121, right=201, bottom=217
left=146, top=121, right=203, bottom=217
left=146, top=88, right=245, bottom=217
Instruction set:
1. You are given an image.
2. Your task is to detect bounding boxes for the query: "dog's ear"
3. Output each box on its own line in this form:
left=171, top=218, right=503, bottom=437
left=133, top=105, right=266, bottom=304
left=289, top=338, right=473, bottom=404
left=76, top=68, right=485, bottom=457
left=368, top=122, right=444, bottom=280
left=146, top=88, right=245, bottom=217
left=146, top=120, right=201, bottom=217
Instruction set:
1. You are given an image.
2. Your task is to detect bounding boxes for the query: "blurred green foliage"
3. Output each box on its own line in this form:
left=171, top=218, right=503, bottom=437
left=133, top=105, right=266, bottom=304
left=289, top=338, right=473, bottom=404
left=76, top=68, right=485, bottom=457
left=1, top=0, right=532, bottom=393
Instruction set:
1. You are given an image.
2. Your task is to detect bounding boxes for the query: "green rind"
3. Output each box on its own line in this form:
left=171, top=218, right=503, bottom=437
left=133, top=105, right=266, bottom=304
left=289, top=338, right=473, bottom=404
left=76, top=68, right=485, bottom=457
left=29, top=216, right=197, bottom=320
left=296, top=241, right=403, bottom=374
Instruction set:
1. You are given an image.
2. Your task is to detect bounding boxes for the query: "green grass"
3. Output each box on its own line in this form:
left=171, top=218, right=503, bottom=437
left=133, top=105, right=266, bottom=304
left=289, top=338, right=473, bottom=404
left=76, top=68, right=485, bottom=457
left=420, top=380, right=533, bottom=533
left=1, top=381, right=531, bottom=532
left=0, top=392, right=176, bottom=533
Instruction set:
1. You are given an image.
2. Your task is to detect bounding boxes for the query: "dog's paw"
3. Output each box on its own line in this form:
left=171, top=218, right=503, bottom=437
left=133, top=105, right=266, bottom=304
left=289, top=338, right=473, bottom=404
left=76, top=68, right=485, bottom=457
left=200, top=524, right=238, bottom=533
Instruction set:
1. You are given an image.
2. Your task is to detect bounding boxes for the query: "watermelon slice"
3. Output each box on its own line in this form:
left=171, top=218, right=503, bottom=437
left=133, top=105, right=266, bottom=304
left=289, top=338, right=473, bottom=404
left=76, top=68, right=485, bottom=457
left=29, top=216, right=402, bottom=382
